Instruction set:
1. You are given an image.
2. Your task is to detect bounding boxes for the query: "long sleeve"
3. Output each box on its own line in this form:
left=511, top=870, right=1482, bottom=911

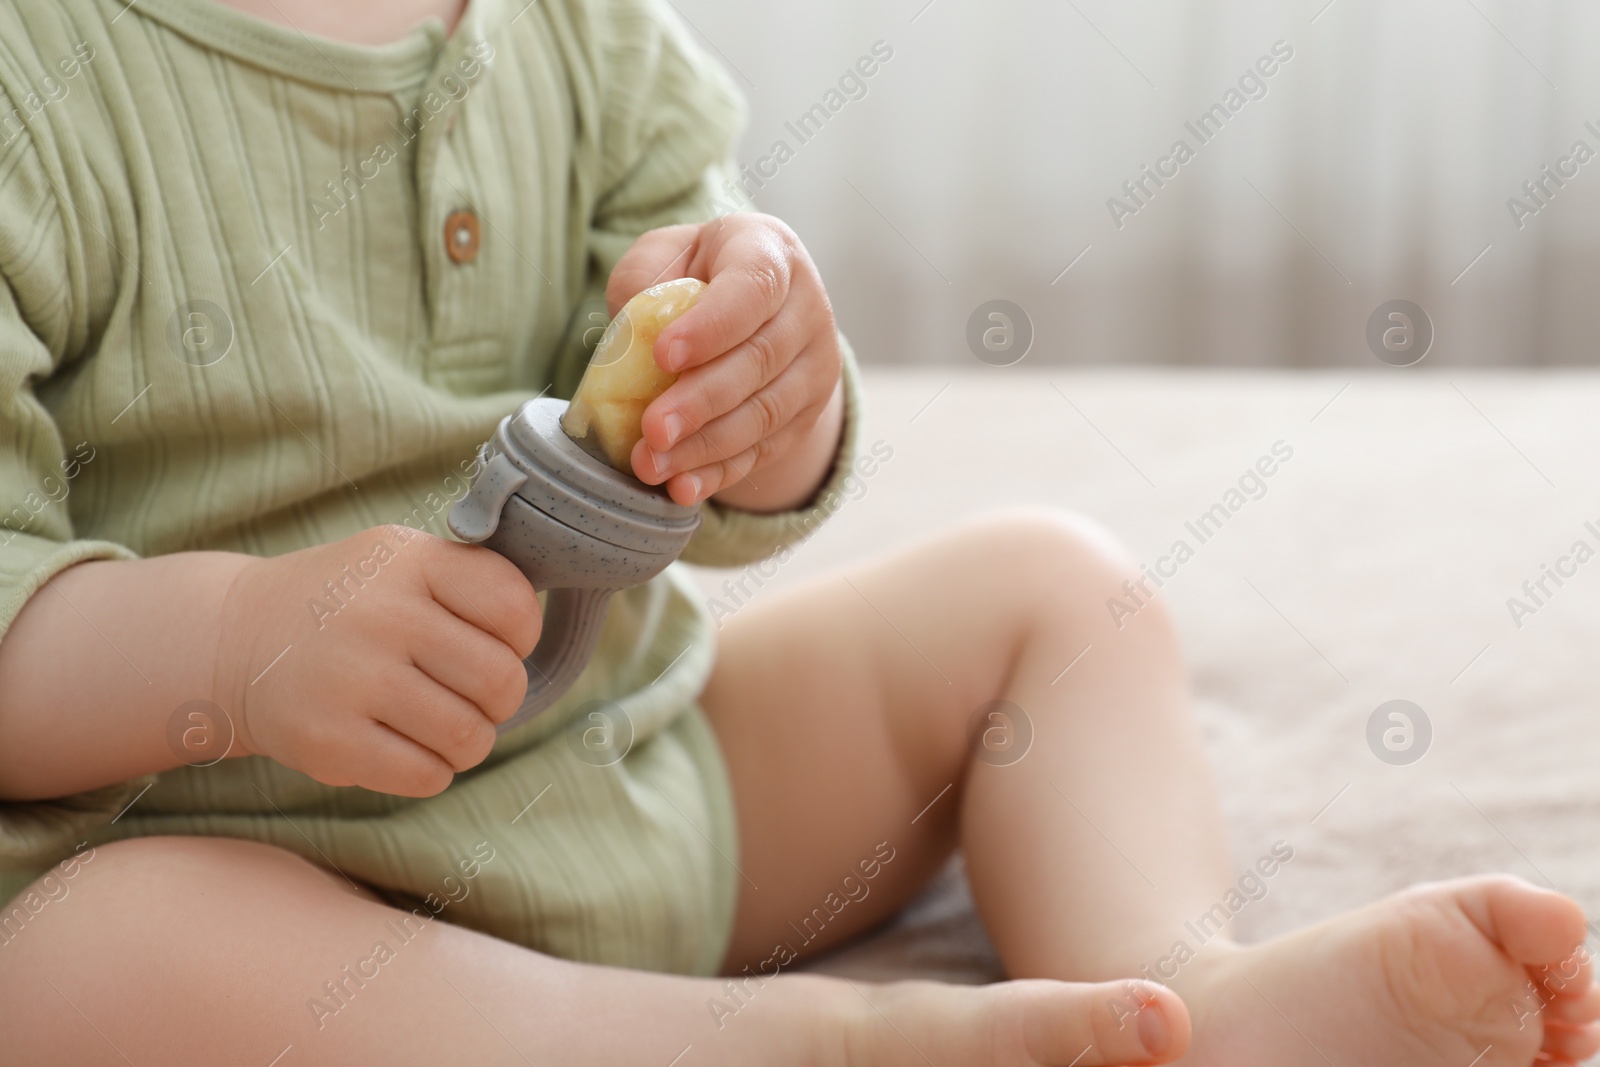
left=0, top=105, right=154, bottom=873
left=0, top=99, right=139, bottom=642
left=548, top=0, right=868, bottom=569
left=0, top=277, right=137, bottom=641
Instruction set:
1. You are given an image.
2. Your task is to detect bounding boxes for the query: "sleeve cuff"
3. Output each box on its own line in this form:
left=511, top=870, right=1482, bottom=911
left=679, top=333, right=868, bottom=568
left=0, top=535, right=147, bottom=874
left=0, top=534, right=139, bottom=641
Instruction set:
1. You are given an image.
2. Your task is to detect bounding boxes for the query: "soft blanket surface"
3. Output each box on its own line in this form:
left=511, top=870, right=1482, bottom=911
left=686, top=368, right=1600, bottom=993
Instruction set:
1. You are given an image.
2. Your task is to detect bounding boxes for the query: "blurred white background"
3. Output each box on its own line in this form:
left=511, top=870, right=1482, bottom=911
left=670, top=0, right=1600, bottom=366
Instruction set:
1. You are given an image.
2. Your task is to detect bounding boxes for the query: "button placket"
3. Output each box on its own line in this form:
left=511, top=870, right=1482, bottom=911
left=413, top=31, right=496, bottom=385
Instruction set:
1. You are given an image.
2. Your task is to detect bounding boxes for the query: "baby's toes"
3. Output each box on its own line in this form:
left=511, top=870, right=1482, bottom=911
left=1542, top=975, right=1600, bottom=1026
left=1010, top=978, right=1190, bottom=1065
left=1536, top=953, right=1600, bottom=1023
left=1454, top=876, right=1589, bottom=969
left=859, top=976, right=1190, bottom=1067
left=1539, top=1020, right=1600, bottom=1064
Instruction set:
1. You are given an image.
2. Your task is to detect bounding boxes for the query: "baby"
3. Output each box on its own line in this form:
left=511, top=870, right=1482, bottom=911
left=0, top=0, right=1595, bottom=1064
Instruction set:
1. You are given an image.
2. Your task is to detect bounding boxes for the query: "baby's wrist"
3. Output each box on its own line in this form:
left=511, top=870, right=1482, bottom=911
left=207, top=553, right=273, bottom=759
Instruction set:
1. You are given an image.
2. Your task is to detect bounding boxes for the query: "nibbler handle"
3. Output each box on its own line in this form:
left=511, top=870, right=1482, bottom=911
left=498, top=585, right=614, bottom=734
left=448, top=456, right=615, bottom=734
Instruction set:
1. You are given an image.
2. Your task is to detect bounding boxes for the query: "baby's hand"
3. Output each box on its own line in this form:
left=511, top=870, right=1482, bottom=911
left=605, top=213, right=843, bottom=506
left=213, top=527, right=540, bottom=797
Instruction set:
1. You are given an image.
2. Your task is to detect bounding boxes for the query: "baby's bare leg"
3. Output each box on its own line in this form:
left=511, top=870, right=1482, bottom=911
left=701, top=510, right=1231, bottom=981
left=704, top=511, right=1600, bottom=1066
left=0, top=835, right=1182, bottom=1066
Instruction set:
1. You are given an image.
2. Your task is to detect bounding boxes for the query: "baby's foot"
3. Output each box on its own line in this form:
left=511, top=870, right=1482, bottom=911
left=1175, top=875, right=1600, bottom=1066
left=835, top=975, right=1190, bottom=1066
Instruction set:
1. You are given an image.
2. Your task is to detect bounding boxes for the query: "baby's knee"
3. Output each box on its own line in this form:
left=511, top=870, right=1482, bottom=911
left=957, top=508, right=1138, bottom=591
left=85, top=834, right=321, bottom=896
left=0, top=836, right=369, bottom=1059
left=0, top=838, right=215, bottom=980
left=953, top=508, right=1173, bottom=634
left=1, top=835, right=338, bottom=950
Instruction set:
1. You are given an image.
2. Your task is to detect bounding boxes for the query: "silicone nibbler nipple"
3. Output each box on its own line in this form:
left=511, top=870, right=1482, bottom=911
left=560, top=277, right=704, bottom=472
left=448, top=278, right=705, bottom=734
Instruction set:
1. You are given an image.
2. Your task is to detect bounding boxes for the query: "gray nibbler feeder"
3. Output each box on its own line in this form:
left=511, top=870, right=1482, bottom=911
left=449, top=397, right=701, bottom=733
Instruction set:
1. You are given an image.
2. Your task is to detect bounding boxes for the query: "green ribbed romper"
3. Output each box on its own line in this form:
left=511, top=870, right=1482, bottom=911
left=0, top=0, right=865, bottom=976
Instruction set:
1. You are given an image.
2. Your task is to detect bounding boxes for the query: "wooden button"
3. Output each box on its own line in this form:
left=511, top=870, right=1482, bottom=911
left=444, top=210, right=480, bottom=264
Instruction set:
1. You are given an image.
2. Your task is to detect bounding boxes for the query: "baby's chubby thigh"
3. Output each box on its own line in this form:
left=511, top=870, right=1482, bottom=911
left=0, top=835, right=384, bottom=1062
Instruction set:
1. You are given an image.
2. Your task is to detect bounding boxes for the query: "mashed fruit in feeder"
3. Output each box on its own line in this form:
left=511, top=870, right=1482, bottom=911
left=561, top=277, right=705, bottom=473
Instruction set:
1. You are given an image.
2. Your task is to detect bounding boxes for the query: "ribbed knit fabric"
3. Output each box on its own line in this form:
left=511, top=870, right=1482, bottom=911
left=0, top=0, right=865, bottom=977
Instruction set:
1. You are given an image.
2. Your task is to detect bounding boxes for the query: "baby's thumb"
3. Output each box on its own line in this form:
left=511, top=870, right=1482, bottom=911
left=605, top=223, right=703, bottom=316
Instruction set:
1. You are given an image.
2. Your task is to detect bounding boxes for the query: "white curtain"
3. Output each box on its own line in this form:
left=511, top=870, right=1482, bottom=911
left=673, top=0, right=1598, bottom=366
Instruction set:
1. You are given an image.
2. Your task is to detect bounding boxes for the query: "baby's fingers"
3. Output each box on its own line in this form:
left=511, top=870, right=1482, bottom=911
left=374, top=667, right=498, bottom=775
left=634, top=354, right=826, bottom=494
left=655, top=222, right=793, bottom=373
left=421, top=540, right=541, bottom=657
left=652, top=403, right=818, bottom=506
left=409, top=607, right=529, bottom=725
left=299, top=714, right=459, bottom=798
left=640, top=305, right=810, bottom=452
